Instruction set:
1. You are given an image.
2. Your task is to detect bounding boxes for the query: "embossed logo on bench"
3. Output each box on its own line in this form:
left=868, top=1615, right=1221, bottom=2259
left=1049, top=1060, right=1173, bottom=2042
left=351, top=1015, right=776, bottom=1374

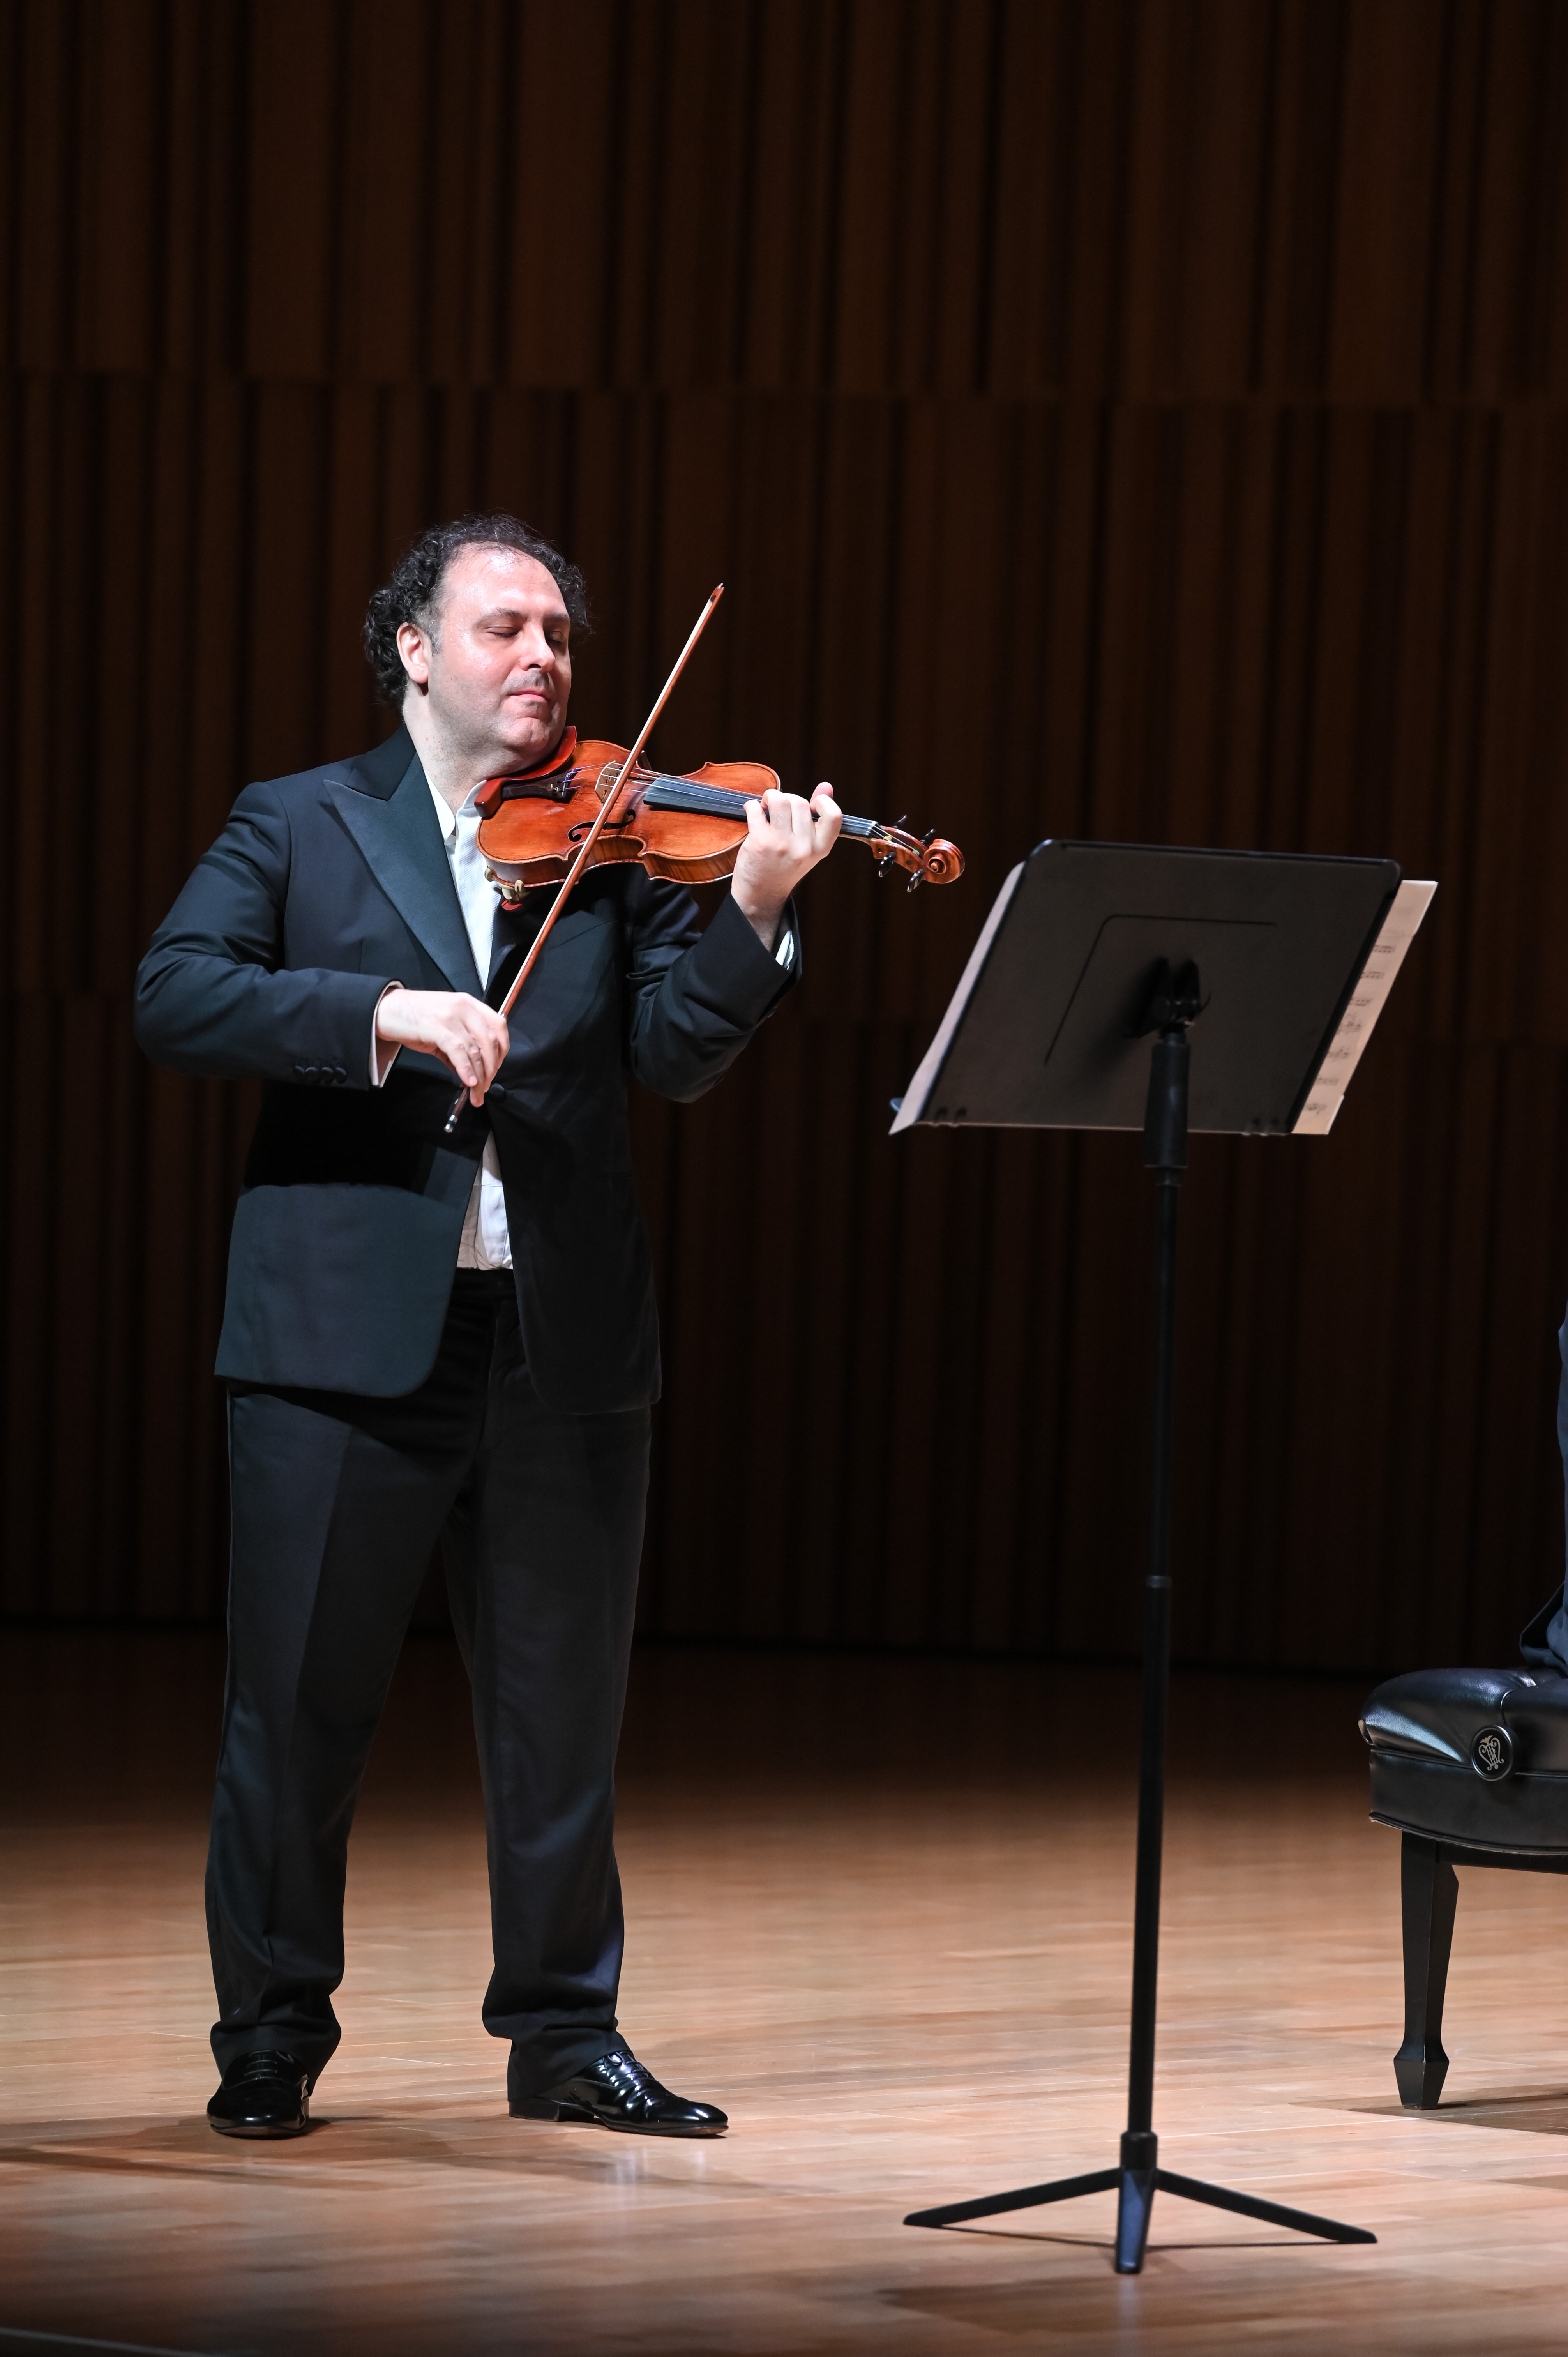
left=1471, top=1726, right=1515, bottom=1781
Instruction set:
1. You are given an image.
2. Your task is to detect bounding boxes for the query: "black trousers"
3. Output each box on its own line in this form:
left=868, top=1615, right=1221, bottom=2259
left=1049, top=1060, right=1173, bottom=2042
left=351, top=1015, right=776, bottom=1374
left=207, top=1270, right=650, bottom=2095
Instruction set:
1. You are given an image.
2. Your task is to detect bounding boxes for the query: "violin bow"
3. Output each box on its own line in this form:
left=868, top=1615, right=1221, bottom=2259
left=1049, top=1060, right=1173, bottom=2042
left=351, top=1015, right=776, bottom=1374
left=443, top=581, right=726, bottom=1133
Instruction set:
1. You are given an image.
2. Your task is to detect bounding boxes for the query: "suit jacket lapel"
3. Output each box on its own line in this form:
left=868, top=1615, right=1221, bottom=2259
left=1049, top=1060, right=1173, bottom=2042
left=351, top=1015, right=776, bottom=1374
left=326, top=729, right=484, bottom=997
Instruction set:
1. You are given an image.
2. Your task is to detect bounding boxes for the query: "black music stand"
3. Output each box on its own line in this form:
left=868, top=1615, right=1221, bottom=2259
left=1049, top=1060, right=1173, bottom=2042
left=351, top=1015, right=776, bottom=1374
left=892, top=840, right=1434, bottom=2274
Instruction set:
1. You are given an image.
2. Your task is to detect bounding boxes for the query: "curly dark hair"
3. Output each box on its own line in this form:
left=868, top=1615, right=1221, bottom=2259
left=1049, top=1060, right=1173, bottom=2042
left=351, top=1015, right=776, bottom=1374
left=362, top=514, right=590, bottom=705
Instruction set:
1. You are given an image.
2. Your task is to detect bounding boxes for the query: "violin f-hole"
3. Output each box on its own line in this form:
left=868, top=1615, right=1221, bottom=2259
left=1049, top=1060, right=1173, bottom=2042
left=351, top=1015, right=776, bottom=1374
left=568, top=812, right=636, bottom=841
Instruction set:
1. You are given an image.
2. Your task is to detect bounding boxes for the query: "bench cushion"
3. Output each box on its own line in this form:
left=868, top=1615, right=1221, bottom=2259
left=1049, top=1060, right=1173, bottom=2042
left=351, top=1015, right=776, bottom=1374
left=1362, top=1666, right=1568, bottom=1853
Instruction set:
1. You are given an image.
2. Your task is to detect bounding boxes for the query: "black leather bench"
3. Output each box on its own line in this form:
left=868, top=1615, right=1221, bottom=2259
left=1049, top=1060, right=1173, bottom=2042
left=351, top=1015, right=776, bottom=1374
left=1361, top=1659, right=1568, bottom=2105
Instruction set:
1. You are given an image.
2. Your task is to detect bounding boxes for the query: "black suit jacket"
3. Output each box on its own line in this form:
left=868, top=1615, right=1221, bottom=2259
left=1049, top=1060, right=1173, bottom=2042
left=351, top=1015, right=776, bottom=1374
left=133, top=725, right=798, bottom=1410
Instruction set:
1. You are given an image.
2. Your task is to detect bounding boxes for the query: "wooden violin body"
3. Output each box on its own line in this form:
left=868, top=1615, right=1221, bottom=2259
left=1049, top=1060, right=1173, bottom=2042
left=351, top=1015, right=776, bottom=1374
left=474, top=728, right=963, bottom=904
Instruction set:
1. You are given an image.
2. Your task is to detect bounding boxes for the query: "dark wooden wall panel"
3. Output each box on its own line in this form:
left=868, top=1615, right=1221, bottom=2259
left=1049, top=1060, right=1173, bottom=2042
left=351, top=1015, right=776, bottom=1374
left=12, top=0, right=1568, bottom=403
left=4, top=0, right=1568, bottom=1670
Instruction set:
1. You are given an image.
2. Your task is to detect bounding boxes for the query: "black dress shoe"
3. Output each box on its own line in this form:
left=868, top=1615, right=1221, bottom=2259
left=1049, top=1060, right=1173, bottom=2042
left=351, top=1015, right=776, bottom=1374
left=207, top=2050, right=313, bottom=2138
left=510, top=2046, right=727, bottom=2137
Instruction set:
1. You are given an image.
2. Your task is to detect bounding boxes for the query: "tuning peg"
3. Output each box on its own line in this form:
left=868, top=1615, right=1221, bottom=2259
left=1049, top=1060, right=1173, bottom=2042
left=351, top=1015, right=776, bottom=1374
left=905, top=872, right=924, bottom=895
left=920, top=827, right=936, bottom=849
left=876, top=852, right=898, bottom=880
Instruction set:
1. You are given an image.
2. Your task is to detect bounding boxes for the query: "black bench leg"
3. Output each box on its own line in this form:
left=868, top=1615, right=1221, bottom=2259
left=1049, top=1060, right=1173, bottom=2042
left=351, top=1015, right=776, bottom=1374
left=1393, top=1832, right=1457, bottom=2108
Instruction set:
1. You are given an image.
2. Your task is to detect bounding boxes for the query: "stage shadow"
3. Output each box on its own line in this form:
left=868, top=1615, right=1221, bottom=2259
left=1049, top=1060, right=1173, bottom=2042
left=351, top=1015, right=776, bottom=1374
left=882, top=2240, right=1327, bottom=2343
left=1326, top=2087, right=1568, bottom=2136
left=883, top=2279, right=1098, bottom=2338
left=0, top=2111, right=734, bottom=2191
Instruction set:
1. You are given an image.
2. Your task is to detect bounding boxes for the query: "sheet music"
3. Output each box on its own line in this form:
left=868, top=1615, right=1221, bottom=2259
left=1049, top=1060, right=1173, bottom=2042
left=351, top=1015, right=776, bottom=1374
left=1291, top=879, right=1436, bottom=1134
left=890, top=863, right=1024, bottom=1134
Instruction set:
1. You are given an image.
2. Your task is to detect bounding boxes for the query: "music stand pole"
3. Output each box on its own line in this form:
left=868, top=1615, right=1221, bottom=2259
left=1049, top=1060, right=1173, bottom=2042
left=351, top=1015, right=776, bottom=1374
left=1115, top=984, right=1190, bottom=2269
left=904, top=962, right=1375, bottom=2272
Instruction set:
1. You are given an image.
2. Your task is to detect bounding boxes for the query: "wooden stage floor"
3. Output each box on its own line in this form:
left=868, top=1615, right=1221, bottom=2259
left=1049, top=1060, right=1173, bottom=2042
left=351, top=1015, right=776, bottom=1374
left=3, top=1631, right=1567, bottom=2355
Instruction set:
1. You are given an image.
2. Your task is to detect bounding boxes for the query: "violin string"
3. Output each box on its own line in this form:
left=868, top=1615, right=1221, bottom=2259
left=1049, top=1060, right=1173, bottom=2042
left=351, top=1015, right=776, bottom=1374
left=639, top=776, right=885, bottom=840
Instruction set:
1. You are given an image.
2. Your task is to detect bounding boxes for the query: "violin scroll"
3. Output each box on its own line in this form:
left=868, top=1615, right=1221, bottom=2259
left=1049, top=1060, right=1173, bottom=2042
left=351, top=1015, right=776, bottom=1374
left=863, top=820, right=965, bottom=892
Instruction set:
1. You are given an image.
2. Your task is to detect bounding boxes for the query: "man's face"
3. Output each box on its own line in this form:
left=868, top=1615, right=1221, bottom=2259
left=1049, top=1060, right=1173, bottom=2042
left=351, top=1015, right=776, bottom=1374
left=396, top=545, right=573, bottom=774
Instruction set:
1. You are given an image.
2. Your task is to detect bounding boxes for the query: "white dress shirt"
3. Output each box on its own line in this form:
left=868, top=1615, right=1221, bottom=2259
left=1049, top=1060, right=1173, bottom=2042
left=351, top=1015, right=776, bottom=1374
left=427, top=779, right=515, bottom=1269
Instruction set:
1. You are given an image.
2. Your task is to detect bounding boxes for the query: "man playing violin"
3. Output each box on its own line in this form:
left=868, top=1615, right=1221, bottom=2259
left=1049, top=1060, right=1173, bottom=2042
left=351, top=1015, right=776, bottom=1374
left=134, top=513, right=841, bottom=2140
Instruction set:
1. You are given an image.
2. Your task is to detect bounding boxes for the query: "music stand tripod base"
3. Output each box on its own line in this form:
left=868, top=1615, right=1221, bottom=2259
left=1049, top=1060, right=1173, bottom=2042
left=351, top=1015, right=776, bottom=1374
left=893, top=844, right=1415, bottom=2272
left=905, top=2147, right=1376, bottom=2276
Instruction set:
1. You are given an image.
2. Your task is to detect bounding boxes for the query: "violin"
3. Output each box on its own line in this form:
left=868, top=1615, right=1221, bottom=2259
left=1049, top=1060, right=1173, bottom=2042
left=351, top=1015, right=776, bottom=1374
left=473, top=727, right=964, bottom=902
left=443, top=582, right=962, bottom=1133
